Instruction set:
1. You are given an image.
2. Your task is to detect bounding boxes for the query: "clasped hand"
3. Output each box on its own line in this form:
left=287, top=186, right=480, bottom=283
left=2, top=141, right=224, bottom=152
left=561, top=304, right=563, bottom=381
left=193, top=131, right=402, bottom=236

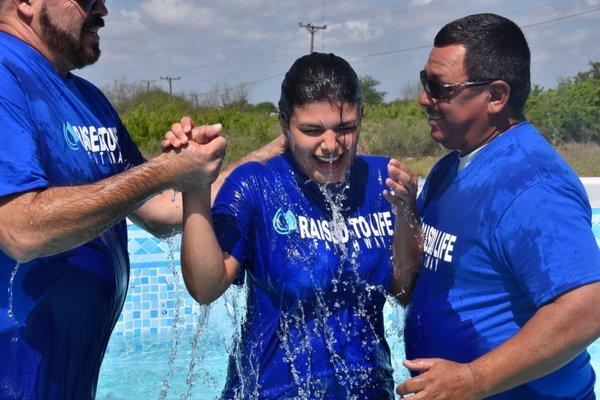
left=160, top=116, right=228, bottom=192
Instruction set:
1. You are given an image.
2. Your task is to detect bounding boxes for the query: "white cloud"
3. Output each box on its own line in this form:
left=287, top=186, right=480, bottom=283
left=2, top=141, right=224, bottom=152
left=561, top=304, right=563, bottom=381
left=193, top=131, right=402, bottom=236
left=78, top=0, right=600, bottom=103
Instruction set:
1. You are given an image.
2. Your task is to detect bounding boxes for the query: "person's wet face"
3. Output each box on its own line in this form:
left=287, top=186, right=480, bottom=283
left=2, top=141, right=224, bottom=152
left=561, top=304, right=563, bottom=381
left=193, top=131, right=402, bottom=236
left=39, top=0, right=107, bottom=70
left=418, top=44, right=491, bottom=154
left=286, top=101, right=360, bottom=184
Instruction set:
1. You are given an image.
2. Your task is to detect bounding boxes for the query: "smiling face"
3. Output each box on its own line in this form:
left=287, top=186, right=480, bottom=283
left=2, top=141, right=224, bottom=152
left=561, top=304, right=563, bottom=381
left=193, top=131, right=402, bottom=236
left=286, top=101, right=360, bottom=184
left=37, top=0, right=107, bottom=71
left=419, top=44, right=491, bottom=154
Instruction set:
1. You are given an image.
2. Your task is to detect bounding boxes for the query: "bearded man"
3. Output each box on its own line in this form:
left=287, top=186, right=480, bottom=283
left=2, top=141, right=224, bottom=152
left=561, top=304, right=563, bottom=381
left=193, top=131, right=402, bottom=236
left=0, top=1, right=282, bottom=398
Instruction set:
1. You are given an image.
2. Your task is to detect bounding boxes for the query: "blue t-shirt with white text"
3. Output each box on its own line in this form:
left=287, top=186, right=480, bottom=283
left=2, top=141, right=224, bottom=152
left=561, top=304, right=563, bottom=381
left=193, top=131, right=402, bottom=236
left=407, top=121, right=600, bottom=399
left=0, top=32, right=144, bottom=399
left=213, top=153, right=396, bottom=399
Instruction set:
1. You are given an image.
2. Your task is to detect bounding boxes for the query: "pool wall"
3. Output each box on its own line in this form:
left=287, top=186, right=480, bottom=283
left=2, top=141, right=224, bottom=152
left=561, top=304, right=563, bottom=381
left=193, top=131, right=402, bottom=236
left=113, top=177, right=600, bottom=336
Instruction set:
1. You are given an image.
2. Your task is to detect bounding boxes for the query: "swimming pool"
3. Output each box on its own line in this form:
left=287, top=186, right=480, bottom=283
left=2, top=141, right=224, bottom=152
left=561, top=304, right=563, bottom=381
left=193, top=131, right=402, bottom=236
left=97, top=190, right=600, bottom=399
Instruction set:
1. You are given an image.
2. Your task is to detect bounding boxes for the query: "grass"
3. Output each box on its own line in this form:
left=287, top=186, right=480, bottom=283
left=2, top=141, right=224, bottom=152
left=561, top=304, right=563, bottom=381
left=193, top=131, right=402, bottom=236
left=138, top=117, right=599, bottom=179
left=556, top=142, right=600, bottom=177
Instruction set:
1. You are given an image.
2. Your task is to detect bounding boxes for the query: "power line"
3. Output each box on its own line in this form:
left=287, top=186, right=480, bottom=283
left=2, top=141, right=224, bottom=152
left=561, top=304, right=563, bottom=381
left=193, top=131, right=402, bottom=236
left=160, top=76, right=180, bottom=95
left=175, top=24, right=299, bottom=77
left=141, top=79, right=157, bottom=93
left=299, top=22, right=328, bottom=54
left=325, top=0, right=569, bottom=51
left=521, top=6, right=600, bottom=28
left=192, top=72, right=285, bottom=99
left=159, top=3, right=600, bottom=101
left=344, top=6, right=600, bottom=61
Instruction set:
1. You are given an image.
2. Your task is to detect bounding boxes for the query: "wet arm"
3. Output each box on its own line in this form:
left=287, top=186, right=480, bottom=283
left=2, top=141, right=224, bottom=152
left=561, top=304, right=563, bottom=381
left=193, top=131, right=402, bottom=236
left=384, top=158, right=422, bottom=305
left=133, top=134, right=287, bottom=236
left=398, top=282, right=600, bottom=399
left=181, top=189, right=241, bottom=304
left=468, top=282, right=600, bottom=397
left=0, top=154, right=180, bottom=262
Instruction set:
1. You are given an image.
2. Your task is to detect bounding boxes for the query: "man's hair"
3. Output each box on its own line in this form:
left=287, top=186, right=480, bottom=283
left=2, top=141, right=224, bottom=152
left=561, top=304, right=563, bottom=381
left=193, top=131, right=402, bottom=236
left=434, top=13, right=531, bottom=115
left=278, top=52, right=363, bottom=126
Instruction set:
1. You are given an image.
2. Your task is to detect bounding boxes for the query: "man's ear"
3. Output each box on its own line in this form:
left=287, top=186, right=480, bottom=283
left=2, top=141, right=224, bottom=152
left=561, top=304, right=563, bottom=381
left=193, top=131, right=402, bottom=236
left=279, top=117, right=290, bottom=138
left=487, top=80, right=511, bottom=115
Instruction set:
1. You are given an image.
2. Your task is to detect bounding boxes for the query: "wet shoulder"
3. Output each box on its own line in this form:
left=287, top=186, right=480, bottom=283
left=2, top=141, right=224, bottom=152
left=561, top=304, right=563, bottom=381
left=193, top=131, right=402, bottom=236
left=224, top=156, right=289, bottom=192
left=354, top=154, right=390, bottom=177
left=488, top=122, right=584, bottom=199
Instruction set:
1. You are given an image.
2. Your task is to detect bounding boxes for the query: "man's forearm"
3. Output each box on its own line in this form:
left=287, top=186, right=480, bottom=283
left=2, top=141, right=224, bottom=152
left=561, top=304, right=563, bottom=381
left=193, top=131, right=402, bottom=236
left=0, top=155, right=175, bottom=262
left=470, top=282, right=600, bottom=397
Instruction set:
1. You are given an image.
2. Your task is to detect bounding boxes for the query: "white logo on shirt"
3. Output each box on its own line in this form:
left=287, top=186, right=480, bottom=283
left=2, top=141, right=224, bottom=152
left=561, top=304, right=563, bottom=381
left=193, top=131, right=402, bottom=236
left=63, top=122, right=124, bottom=165
left=421, top=222, right=457, bottom=271
left=272, top=209, right=394, bottom=250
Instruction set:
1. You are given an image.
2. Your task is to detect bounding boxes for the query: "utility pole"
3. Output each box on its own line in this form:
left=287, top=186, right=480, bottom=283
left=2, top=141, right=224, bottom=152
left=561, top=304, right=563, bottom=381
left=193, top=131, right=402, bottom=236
left=160, top=76, right=181, bottom=95
left=141, top=79, right=156, bottom=93
left=299, top=22, right=327, bottom=54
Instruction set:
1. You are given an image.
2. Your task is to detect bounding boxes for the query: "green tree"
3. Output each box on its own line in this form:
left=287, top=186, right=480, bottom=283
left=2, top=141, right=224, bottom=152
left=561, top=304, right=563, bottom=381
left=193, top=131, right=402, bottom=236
left=360, top=75, right=387, bottom=105
left=253, top=101, right=278, bottom=114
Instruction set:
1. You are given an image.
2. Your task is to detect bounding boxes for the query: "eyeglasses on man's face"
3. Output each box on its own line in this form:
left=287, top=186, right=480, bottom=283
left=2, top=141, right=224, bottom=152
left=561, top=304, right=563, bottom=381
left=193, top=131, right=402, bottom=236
left=420, top=69, right=493, bottom=100
left=77, top=0, right=98, bottom=11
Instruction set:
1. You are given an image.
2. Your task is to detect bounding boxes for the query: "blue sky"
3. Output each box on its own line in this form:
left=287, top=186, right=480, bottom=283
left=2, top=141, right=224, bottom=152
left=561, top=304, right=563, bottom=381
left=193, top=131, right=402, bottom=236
left=78, top=0, right=600, bottom=104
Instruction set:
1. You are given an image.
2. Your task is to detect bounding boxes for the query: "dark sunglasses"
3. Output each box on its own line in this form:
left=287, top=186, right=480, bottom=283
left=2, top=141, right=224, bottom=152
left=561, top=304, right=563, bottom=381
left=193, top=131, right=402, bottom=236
left=77, top=0, right=97, bottom=11
left=420, top=69, right=493, bottom=100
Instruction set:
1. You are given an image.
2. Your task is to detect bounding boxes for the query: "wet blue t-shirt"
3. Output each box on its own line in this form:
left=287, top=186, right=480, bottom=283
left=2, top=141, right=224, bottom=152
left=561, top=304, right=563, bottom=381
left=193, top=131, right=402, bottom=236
left=407, top=121, right=600, bottom=399
left=213, top=153, right=396, bottom=399
left=0, top=32, right=144, bottom=399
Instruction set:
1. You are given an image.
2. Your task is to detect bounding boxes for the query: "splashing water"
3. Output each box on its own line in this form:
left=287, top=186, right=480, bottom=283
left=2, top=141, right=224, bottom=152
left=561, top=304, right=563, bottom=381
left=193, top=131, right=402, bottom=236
left=7, top=262, right=21, bottom=343
left=159, top=234, right=185, bottom=400
left=7, top=262, right=21, bottom=319
left=180, top=304, right=211, bottom=400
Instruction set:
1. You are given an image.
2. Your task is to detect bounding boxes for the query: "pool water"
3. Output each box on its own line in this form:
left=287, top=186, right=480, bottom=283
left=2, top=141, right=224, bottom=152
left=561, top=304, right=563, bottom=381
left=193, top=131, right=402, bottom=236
left=98, top=295, right=409, bottom=399
left=97, top=301, right=600, bottom=400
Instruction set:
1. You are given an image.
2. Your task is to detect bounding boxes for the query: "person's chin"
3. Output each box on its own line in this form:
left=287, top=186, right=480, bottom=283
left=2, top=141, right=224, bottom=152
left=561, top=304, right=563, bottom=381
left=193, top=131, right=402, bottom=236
left=430, top=128, right=446, bottom=143
left=314, top=164, right=348, bottom=184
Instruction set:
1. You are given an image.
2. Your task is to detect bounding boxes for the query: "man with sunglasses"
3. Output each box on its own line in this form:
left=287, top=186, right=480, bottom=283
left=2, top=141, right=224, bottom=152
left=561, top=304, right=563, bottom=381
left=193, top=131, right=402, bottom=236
left=396, top=13, right=600, bottom=400
left=0, top=1, right=283, bottom=399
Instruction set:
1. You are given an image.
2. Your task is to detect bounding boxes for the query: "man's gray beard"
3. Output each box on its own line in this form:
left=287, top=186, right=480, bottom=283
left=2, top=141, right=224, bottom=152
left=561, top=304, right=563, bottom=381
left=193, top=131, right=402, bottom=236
left=39, top=4, right=101, bottom=70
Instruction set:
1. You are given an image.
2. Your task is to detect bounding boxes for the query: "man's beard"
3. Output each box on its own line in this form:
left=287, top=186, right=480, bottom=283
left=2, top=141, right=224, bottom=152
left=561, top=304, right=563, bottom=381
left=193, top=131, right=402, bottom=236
left=39, top=4, right=103, bottom=70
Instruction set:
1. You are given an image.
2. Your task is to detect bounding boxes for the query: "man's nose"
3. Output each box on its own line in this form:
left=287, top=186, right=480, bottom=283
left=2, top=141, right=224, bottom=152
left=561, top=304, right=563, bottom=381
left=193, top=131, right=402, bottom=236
left=418, top=89, right=434, bottom=107
left=92, top=0, right=109, bottom=17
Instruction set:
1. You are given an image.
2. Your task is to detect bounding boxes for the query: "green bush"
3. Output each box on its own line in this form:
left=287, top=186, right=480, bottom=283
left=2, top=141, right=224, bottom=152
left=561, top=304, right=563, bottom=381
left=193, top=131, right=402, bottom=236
left=525, top=61, right=599, bottom=144
left=109, top=62, right=598, bottom=176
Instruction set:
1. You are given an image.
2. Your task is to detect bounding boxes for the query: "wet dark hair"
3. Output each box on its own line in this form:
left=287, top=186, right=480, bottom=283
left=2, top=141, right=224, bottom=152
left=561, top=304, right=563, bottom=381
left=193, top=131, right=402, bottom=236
left=434, top=13, right=531, bottom=116
left=278, top=52, right=363, bottom=126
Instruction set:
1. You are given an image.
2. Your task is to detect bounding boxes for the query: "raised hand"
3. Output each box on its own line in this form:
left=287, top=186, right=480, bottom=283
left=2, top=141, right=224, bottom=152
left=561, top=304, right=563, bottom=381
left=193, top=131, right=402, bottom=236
left=161, top=116, right=223, bottom=151
left=157, top=117, right=228, bottom=192
left=383, top=158, right=418, bottom=214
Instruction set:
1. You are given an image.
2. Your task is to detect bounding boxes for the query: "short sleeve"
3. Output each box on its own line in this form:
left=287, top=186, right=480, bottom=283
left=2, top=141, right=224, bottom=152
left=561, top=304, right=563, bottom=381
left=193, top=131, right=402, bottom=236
left=494, top=183, right=600, bottom=307
left=0, top=79, right=48, bottom=197
left=212, top=164, right=258, bottom=269
left=114, top=117, right=145, bottom=171
left=77, top=77, right=145, bottom=171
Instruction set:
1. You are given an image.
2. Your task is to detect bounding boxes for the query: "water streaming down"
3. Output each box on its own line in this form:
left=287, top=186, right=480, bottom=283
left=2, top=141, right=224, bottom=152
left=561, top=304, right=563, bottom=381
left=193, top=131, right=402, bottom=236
left=6, top=262, right=20, bottom=319
left=153, top=152, right=416, bottom=398
left=159, top=235, right=185, bottom=400
left=213, top=160, right=402, bottom=398
left=180, top=304, right=211, bottom=400
left=7, top=262, right=21, bottom=343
